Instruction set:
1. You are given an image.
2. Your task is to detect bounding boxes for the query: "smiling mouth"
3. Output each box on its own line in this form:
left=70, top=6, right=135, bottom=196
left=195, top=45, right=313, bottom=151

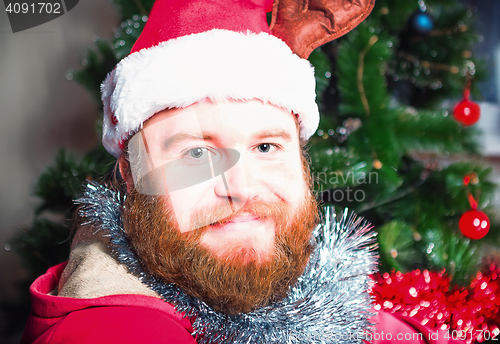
left=208, top=214, right=263, bottom=233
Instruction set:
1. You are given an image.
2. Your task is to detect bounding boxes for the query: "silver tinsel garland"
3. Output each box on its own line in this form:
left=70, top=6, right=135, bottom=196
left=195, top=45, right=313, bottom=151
left=76, top=182, right=379, bottom=344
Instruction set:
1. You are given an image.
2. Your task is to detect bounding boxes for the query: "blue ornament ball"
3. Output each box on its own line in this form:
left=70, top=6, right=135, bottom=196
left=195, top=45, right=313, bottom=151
left=409, top=10, right=435, bottom=35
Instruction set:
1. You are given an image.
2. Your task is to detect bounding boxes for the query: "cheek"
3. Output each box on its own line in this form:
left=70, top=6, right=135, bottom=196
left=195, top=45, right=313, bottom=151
left=250, top=156, right=307, bottom=205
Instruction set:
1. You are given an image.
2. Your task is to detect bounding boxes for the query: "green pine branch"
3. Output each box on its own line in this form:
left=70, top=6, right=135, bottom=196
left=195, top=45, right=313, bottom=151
left=394, top=108, right=481, bottom=155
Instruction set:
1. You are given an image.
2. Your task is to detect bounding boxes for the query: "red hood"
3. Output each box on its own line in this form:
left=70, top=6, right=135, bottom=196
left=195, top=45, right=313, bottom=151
left=21, top=263, right=194, bottom=344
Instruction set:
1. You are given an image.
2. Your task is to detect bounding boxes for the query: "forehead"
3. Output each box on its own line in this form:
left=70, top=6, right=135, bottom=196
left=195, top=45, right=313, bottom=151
left=142, top=100, right=299, bottom=144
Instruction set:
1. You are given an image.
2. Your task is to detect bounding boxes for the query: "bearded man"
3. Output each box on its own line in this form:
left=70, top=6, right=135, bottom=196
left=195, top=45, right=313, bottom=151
left=21, top=0, right=466, bottom=343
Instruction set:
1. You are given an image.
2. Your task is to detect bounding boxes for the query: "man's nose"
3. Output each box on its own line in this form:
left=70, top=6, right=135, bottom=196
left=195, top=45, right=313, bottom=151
left=214, top=154, right=250, bottom=208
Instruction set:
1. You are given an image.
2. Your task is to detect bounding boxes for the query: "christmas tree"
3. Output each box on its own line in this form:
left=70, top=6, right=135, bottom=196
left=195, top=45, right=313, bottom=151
left=6, top=0, right=499, bottom=340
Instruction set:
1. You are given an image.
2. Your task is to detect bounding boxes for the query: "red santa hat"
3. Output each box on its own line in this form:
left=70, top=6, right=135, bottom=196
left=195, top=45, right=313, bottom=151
left=101, top=0, right=375, bottom=158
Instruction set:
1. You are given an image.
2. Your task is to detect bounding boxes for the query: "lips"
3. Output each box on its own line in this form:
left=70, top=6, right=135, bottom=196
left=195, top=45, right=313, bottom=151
left=228, top=214, right=258, bottom=223
left=209, top=214, right=263, bottom=233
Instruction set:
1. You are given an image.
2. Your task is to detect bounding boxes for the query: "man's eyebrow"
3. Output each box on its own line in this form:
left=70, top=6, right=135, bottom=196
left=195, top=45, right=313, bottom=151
left=160, top=129, right=291, bottom=150
left=162, top=132, right=216, bottom=150
left=253, top=129, right=292, bottom=141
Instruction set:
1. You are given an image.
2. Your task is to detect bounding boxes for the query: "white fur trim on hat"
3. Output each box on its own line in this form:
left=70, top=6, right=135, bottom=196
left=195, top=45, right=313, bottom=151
left=101, top=29, right=319, bottom=158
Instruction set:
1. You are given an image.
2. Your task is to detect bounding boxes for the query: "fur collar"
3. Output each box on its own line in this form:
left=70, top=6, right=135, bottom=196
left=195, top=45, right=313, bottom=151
left=76, top=182, right=378, bottom=344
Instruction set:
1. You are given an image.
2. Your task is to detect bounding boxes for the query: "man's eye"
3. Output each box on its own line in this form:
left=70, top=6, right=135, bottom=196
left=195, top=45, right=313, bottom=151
left=188, top=147, right=207, bottom=159
left=257, top=143, right=272, bottom=153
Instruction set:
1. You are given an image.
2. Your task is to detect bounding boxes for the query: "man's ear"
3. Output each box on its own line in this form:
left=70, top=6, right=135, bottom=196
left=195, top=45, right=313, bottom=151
left=118, top=154, right=135, bottom=193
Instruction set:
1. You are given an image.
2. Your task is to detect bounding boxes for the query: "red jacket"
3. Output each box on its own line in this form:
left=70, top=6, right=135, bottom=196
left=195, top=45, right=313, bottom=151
left=23, top=263, right=463, bottom=344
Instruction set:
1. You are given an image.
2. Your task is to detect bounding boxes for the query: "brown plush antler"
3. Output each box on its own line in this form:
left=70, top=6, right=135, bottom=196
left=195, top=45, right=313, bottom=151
left=270, top=0, right=376, bottom=59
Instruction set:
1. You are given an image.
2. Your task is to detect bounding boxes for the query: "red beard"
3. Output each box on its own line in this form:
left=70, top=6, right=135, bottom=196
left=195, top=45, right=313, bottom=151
left=123, top=190, right=319, bottom=315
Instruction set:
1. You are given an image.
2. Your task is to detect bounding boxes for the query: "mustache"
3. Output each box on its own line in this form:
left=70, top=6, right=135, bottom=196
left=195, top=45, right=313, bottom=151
left=189, top=198, right=290, bottom=231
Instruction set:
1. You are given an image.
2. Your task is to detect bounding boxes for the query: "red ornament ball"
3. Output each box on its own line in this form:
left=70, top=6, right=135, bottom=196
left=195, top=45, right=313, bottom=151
left=453, top=98, right=480, bottom=126
left=459, top=210, right=490, bottom=239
